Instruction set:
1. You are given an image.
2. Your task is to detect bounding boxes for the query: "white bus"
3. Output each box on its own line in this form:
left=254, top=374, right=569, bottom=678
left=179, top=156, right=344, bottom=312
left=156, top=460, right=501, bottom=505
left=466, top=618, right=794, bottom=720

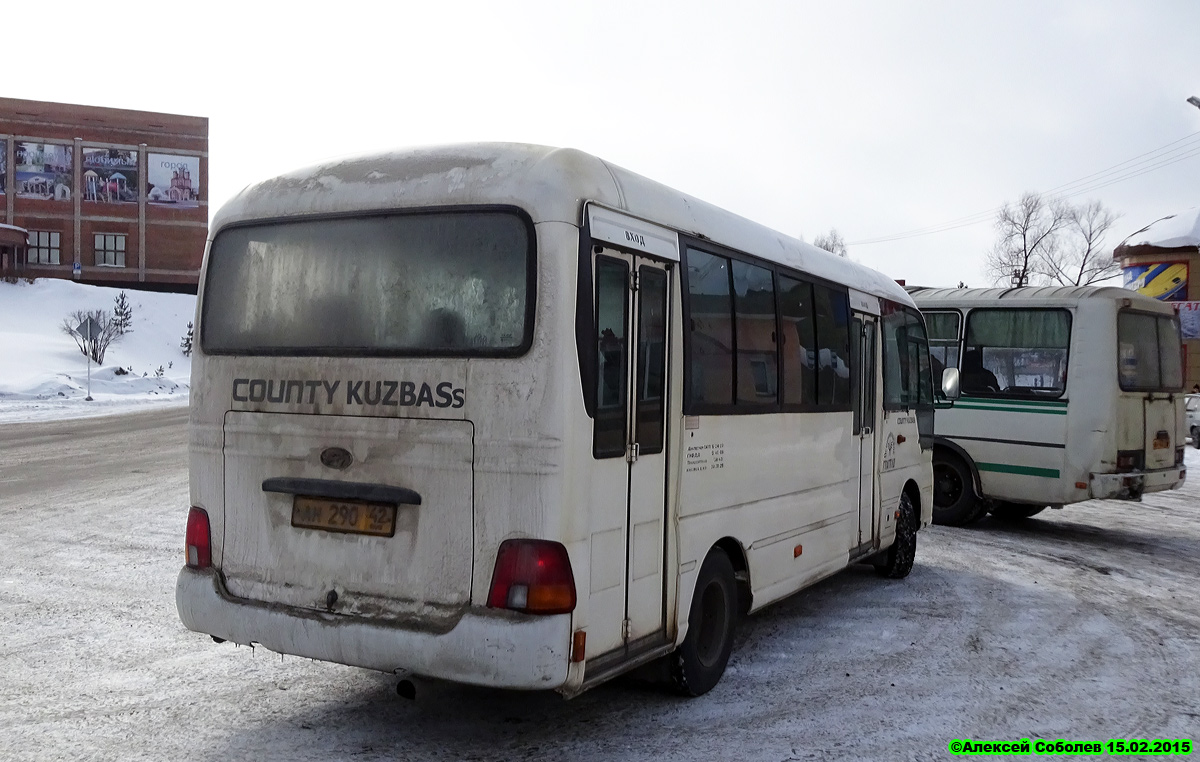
left=909, top=286, right=1187, bottom=525
left=176, top=143, right=940, bottom=698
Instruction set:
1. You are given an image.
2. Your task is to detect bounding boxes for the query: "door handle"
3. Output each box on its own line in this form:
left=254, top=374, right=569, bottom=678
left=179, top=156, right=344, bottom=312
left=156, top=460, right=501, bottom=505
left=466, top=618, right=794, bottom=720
left=861, top=426, right=872, bottom=436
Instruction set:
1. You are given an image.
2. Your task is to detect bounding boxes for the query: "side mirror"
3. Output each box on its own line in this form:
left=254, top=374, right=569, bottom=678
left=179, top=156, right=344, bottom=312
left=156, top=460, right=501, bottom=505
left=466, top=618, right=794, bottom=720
left=941, top=367, right=961, bottom=401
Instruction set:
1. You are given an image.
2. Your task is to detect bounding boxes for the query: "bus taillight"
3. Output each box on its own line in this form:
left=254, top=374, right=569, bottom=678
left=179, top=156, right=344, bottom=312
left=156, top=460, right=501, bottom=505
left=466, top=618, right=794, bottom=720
left=186, top=507, right=212, bottom=569
left=487, top=539, right=576, bottom=615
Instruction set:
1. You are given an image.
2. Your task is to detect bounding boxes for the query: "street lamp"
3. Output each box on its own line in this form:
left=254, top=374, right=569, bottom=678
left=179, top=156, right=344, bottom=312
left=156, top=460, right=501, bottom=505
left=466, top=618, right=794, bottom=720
left=1188, top=96, right=1200, bottom=110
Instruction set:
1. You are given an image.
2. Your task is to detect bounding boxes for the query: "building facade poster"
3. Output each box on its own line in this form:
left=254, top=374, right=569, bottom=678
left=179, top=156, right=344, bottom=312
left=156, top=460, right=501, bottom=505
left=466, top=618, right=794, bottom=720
left=0, top=139, right=6, bottom=195
left=15, top=142, right=73, bottom=201
left=1123, top=261, right=1189, bottom=302
left=1174, top=301, right=1200, bottom=340
left=147, top=153, right=199, bottom=207
left=82, top=148, right=138, bottom=204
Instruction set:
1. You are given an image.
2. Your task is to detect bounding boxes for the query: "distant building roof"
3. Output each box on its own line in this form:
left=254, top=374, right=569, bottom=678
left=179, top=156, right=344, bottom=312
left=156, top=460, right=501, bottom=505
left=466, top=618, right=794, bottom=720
left=0, top=223, right=27, bottom=248
left=1114, top=208, right=1200, bottom=258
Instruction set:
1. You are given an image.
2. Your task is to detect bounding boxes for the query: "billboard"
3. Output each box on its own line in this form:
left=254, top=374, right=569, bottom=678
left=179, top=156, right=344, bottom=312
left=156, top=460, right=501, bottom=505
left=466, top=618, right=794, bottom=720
left=1175, top=301, right=1200, bottom=340
left=1123, top=261, right=1189, bottom=302
left=82, top=148, right=138, bottom=204
left=147, top=153, right=199, bottom=207
left=15, top=142, right=73, bottom=200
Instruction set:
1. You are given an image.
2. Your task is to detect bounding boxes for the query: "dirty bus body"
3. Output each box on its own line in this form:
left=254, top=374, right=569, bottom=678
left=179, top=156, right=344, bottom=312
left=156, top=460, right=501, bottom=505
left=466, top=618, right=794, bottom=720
left=909, top=286, right=1187, bottom=525
left=176, top=144, right=935, bottom=697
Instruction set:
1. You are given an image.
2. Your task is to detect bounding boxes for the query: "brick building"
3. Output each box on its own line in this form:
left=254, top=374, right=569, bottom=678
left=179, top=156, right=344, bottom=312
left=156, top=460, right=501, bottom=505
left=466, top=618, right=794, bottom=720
left=0, top=97, right=207, bottom=292
left=1114, top=207, right=1200, bottom=389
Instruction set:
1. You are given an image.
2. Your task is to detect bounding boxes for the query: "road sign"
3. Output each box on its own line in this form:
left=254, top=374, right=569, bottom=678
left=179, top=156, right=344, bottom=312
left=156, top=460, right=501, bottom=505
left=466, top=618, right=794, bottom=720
left=75, top=316, right=103, bottom=341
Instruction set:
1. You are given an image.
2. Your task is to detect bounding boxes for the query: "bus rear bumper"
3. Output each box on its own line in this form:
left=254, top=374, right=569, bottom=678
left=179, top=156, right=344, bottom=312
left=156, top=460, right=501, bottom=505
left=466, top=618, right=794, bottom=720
left=176, top=567, right=570, bottom=690
left=1089, top=467, right=1185, bottom=500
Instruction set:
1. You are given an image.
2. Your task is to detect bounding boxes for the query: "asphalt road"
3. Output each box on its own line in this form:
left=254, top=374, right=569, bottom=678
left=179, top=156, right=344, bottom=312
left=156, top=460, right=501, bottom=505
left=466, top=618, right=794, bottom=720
left=2, top=408, right=1198, bottom=761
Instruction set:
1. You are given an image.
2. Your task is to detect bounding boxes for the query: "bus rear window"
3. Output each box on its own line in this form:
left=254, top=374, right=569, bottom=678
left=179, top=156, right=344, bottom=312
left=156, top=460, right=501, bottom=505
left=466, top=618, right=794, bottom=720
left=201, top=210, right=534, bottom=356
left=963, top=308, right=1070, bottom=398
left=1118, top=312, right=1183, bottom=391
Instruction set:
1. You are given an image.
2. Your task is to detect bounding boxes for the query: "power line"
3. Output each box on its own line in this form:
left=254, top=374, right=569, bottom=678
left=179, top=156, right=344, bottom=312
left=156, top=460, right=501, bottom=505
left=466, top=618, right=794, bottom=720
left=847, top=130, right=1200, bottom=246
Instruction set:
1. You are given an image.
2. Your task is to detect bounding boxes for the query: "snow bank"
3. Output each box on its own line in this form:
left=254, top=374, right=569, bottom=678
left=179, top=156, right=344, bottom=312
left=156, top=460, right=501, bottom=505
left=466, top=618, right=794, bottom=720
left=1118, top=207, right=1200, bottom=250
left=0, top=279, right=196, bottom=423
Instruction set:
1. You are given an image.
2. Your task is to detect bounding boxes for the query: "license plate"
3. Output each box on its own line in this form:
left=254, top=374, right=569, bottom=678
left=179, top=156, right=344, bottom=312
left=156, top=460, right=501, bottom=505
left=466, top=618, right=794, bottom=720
left=1153, top=433, right=1170, bottom=450
left=292, top=495, right=397, bottom=537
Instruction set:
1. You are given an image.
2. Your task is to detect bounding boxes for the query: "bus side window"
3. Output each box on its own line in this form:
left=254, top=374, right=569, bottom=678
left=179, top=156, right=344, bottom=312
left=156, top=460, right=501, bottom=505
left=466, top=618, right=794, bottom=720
left=731, top=260, right=778, bottom=405
left=813, top=284, right=851, bottom=407
left=923, top=310, right=961, bottom=380
left=779, top=275, right=816, bottom=406
left=685, top=249, right=735, bottom=407
left=881, top=304, right=907, bottom=409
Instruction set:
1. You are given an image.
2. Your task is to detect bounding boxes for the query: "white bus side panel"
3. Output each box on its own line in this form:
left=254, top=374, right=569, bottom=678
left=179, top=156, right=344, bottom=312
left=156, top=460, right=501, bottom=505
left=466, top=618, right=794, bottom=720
left=677, top=412, right=856, bottom=614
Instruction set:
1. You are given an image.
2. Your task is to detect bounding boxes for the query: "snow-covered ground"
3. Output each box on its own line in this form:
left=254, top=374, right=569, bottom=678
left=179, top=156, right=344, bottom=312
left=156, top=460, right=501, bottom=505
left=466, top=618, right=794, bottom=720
left=1, top=410, right=1199, bottom=761
left=0, top=279, right=196, bottom=423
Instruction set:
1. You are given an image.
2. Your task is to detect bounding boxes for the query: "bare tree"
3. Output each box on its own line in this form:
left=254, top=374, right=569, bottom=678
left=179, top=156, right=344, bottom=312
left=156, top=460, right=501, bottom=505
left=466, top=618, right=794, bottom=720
left=812, top=229, right=848, bottom=257
left=985, top=193, right=1070, bottom=287
left=61, top=309, right=122, bottom=365
left=986, top=193, right=1122, bottom=287
left=1042, top=200, right=1122, bottom=286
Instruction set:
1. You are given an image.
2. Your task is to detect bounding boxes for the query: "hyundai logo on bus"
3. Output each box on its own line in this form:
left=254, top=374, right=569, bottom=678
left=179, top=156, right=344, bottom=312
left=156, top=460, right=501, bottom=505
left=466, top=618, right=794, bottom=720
left=232, top=378, right=465, bottom=408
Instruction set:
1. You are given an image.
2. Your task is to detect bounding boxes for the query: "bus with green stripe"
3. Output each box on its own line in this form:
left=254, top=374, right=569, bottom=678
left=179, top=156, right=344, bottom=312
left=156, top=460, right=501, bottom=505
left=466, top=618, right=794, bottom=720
left=907, top=286, right=1186, bottom=525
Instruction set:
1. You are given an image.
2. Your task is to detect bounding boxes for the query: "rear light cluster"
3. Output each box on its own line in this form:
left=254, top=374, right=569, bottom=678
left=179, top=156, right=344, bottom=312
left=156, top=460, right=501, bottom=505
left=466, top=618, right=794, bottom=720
left=487, top=539, right=576, bottom=615
left=185, top=507, right=212, bottom=568
left=1116, top=450, right=1144, bottom=472
left=1177, top=447, right=1186, bottom=466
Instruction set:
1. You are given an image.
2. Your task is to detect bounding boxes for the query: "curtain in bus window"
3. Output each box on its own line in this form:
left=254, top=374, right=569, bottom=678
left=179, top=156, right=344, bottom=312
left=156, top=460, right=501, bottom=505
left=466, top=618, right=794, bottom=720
left=779, top=275, right=816, bottom=405
left=813, top=284, right=851, bottom=407
left=686, top=249, right=734, bottom=406
left=964, top=309, right=1069, bottom=397
left=924, top=311, right=960, bottom=378
left=732, top=260, right=777, bottom=405
left=594, top=257, right=629, bottom=458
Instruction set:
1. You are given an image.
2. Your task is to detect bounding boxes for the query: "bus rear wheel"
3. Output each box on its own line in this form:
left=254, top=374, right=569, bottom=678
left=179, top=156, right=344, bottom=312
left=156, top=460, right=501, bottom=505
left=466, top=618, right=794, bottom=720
left=875, top=491, right=917, bottom=579
left=989, top=502, right=1046, bottom=520
left=932, top=452, right=986, bottom=526
left=671, top=548, right=737, bottom=697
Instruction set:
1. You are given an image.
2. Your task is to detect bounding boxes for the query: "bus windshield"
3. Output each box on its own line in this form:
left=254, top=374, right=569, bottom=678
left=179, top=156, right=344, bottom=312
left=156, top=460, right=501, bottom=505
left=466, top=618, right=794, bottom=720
left=201, top=209, right=533, bottom=356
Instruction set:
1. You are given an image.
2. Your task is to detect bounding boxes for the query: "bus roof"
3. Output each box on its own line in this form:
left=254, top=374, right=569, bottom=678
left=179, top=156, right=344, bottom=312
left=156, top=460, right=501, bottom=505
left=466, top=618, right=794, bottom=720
left=906, top=285, right=1177, bottom=314
left=212, top=142, right=914, bottom=308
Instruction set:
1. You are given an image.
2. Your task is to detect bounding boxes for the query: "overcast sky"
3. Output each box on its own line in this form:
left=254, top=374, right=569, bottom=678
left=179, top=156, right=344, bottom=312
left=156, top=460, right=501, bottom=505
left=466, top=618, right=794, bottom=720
left=13, top=0, right=1199, bottom=287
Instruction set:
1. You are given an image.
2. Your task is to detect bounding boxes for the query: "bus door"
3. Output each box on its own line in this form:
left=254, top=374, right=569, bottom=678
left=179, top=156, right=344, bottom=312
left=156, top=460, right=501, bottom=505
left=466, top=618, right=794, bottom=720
left=590, top=249, right=672, bottom=658
left=851, top=313, right=879, bottom=554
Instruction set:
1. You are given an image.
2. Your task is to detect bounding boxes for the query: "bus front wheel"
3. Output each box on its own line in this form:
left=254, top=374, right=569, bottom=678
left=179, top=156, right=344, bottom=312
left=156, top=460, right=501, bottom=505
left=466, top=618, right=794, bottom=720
left=932, top=452, right=986, bottom=526
left=875, top=491, right=917, bottom=579
left=671, top=549, right=738, bottom=697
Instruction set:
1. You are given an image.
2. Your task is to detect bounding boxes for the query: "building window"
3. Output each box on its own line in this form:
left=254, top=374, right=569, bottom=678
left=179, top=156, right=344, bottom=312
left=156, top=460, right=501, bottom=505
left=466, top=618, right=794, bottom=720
left=28, top=230, right=61, bottom=265
left=94, top=234, right=126, bottom=267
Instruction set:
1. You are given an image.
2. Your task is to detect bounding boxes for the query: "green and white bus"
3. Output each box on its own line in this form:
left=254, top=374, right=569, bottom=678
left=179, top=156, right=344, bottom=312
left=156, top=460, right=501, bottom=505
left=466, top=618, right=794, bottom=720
left=910, top=286, right=1187, bottom=525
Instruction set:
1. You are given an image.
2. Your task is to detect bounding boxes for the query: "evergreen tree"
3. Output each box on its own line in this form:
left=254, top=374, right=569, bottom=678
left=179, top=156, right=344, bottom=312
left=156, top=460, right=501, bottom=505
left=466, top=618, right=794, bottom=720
left=180, top=321, right=194, bottom=357
left=113, top=291, right=134, bottom=335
